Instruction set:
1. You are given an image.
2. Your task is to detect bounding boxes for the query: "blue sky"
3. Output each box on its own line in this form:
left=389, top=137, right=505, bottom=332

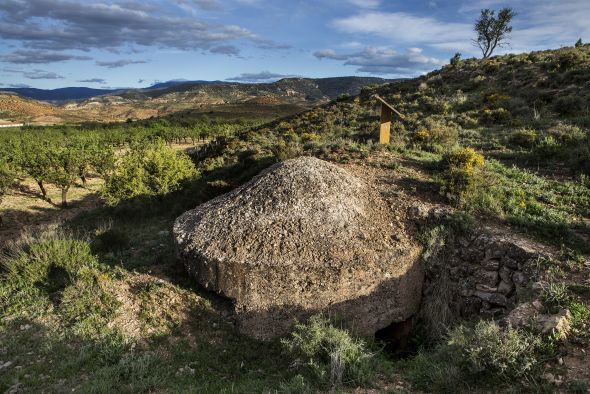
left=0, top=0, right=588, bottom=89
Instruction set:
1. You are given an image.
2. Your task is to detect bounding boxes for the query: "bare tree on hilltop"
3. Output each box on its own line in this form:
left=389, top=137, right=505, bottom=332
left=473, top=8, right=516, bottom=59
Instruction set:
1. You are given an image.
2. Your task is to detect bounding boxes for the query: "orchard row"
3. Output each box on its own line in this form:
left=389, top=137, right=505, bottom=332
left=0, top=119, right=259, bottom=209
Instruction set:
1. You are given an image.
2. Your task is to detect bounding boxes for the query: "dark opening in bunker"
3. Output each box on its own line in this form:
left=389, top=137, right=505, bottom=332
left=375, top=316, right=416, bottom=357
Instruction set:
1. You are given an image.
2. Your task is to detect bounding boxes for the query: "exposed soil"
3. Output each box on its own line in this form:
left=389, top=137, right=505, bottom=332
left=0, top=177, right=102, bottom=246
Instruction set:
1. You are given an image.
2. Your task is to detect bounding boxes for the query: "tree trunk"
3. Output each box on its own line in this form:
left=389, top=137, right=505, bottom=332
left=37, top=180, right=47, bottom=199
left=61, top=187, right=69, bottom=207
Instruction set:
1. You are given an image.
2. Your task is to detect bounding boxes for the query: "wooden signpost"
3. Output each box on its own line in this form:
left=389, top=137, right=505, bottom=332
left=374, top=95, right=405, bottom=145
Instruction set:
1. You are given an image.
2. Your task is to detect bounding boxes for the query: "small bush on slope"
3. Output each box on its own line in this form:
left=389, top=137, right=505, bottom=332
left=281, top=315, right=380, bottom=389
left=510, top=128, right=538, bottom=148
left=439, top=147, right=485, bottom=206
left=102, top=142, right=198, bottom=205
left=0, top=231, right=120, bottom=338
left=404, top=321, right=543, bottom=393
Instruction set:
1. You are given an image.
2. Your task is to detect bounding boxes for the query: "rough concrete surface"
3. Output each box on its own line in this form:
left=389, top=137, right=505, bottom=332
left=174, top=157, right=423, bottom=339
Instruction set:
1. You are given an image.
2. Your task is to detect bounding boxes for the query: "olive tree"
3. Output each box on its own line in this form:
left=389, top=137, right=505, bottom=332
left=90, top=143, right=116, bottom=179
left=18, top=138, right=54, bottom=200
left=49, top=144, right=81, bottom=207
left=473, top=8, right=516, bottom=59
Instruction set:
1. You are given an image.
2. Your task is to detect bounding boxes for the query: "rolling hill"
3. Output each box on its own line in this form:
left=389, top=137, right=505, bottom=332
left=0, top=87, right=119, bottom=102
left=0, top=77, right=395, bottom=124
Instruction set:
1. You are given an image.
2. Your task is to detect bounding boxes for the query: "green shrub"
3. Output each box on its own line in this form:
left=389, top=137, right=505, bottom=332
left=385, top=161, right=401, bottom=171
left=548, top=124, right=587, bottom=144
left=84, top=352, right=161, bottom=393
left=301, top=133, right=319, bottom=142
left=485, top=93, right=511, bottom=108
left=0, top=232, right=120, bottom=333
left=510, top=128, right=538, bottom=148
left=440, top=147, right=485, bottom=205
left=480, top=107, right=511, bottom=124
left=281, top=315, right=375, bottom=388
left=450, top=321, right=542, bottom=379
left=556, top=49, right=588, bottom=70
left=553, top=95, right=585, bottom=116
left=412, top=118, right=459, bottom=148
left=270, top=139, right=304, bottom=161
left=534, top=136, right=561, bottom=157
left=567, top=379, right=589, bottom=394
left=102, top=142, right=198, bottom=205
left=199, top=156, right=225, bottom=172
left=568, top=301, right=590, bottom=338
left=456, top=112, right=479, bottom=128
left=92, top=228, right=131, bottom=253
left=412, top=127, right=430, bottom=144
left=541, top=282, right=570, bottom=309
left=405, top=321, right=542, bottom=392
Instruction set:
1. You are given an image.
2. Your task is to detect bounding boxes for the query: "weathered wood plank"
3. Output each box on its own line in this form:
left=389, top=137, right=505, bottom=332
left=374, top=95, right=406, bottom=119
left=380, top=106, right=392, bottom=145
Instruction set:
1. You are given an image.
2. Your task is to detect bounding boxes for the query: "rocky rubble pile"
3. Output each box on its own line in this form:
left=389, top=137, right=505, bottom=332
left=414, top=207, right=575, bottom=337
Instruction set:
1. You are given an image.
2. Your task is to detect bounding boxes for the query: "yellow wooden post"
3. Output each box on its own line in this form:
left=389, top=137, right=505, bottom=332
left=379, top=104, right=392, bottom=145
left=374, top=95, right=405, bottom=146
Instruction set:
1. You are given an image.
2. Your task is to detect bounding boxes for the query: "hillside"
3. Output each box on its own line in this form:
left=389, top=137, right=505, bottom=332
left=69, top=77, right=393, bottom=115
left=198, top=45, right=590, bottom=251
left=210, top=45, right=590, bottom=174
left=0, top=77, right=393, bottom=124
left=1, top=46, right=589, bottom=393
left=0, top=93, right=72, bottom=124
left=0, top=87, right=119, bottom=102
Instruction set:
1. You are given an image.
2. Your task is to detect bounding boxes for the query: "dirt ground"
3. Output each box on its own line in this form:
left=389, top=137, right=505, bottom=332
left=0, top=177, right=102, bottom=245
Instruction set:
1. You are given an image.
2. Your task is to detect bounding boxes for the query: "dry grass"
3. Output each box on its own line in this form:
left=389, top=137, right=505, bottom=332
left=0, top=177, right=102, bottom=244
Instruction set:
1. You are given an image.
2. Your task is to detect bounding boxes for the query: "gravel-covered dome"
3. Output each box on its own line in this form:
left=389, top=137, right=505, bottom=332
left=174, top=157, right=423, bottom=339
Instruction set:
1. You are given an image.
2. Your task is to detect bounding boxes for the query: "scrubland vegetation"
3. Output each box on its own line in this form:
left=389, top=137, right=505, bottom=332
left=1, top=44, right=590, bottom=393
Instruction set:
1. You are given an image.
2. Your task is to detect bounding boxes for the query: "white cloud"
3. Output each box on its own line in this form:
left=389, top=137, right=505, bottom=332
left=460, top=0, right=590, bottom=54
left=332, top=12, right=472, bottom=52
left=331, top=2, right=590, bottom=57
left=314, top=49, right=347, bottom=60
left=0, top=0, right=288, bottom=61
left=315, top=46, right=445, bottom=76
left=348, top=0, right=380, bottom=9
left=226, top=70, right=297, bottom=82
left=3, top=67, right=65, bottom=79
left=96, top=59, right=149, bottom=68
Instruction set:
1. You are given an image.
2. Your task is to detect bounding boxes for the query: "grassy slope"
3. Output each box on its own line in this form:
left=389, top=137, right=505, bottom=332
left=1, top=46, right=590, bottom=393
left=198, top=45, right=590, bottom=251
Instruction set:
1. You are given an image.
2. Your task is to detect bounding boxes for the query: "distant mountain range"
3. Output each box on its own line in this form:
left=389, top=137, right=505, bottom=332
left=0, top=87, right=120, bottom=102
left=0, top=77, right=394, bottom=102
left=0, top=76, right=399, bottom=124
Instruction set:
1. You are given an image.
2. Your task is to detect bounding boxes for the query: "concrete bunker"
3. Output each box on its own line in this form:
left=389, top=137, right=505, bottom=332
left=174, top=157, right=550, bottom=344
left=174, top=157, right=424, bottom=340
